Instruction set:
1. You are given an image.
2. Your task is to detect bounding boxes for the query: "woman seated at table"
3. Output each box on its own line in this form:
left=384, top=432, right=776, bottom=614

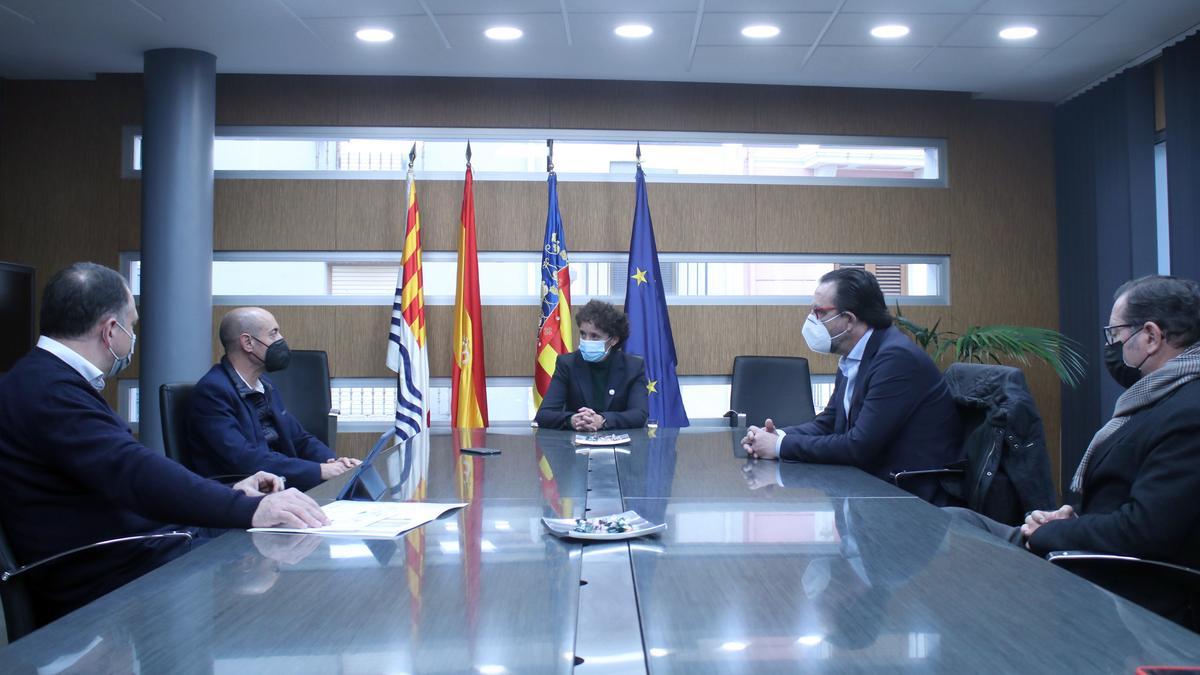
left=534, top=299, right=649, bottom=431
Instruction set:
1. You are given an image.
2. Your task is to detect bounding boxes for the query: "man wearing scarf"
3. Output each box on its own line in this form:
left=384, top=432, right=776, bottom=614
left=949, top=275, right=1200, bottom=625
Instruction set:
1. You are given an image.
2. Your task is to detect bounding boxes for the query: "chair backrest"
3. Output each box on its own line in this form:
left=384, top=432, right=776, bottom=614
left=0, top=517, right=38, bottom=642
left=944, top=362, right=1054, bottom=525
left=159, top=382, right=197, bottom=469
left=730, top=355, right=816, bottom=428
left=265, top=350, right=334, bottom=447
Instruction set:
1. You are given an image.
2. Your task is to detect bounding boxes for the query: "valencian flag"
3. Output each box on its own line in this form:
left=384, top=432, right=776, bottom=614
left=534, top=168, right=574, bottom=407
left=623, top=160, right=690, bottom=427
left=387, top=145, right=430, bottom=440
left=451, top=144, right=489, bottom=428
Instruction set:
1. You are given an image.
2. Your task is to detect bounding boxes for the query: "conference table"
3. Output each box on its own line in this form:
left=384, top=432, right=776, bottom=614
left=2, top=427, right=1199, bottom=673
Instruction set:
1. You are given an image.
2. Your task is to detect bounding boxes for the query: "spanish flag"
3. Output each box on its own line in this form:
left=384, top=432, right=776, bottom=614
left=451, top=152, right=489, bottom=428
left=533, top=171, right=573, bottom=407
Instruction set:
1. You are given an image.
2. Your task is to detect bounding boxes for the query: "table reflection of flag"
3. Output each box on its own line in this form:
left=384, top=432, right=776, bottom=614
left=405, top=433, right=429, bottom=635
left=455, top=428, right=486, bottom=637
left=534, top=436, right=572, bottom=518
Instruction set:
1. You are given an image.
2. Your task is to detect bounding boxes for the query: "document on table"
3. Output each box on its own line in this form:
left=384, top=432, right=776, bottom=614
left=249, top=500, right=467, bottom=538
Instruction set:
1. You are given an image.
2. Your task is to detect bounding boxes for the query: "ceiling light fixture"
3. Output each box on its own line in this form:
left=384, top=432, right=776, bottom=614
left=485, top=26, right=523, bottom=41
left=742, top=25, right=781, bottom=39
left=615, top=24, right=653, bottom=38
left=870, top=24, right=910, bottom=39
left=999, top=26, right=1038, bottom=40
left=355, top=28, right=394, bottom=43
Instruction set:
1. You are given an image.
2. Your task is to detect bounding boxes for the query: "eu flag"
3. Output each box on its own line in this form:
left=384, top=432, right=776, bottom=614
left=623, top=166, right=690, bottom=427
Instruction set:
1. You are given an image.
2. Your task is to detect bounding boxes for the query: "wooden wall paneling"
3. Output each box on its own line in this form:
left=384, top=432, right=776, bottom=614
left=646, top=183, right=756, bottom=252
left=752, top=86, right=967, bottom=137
left=669, top=306, right=758, bottom=375
left=557, top=182, right=634, bottom=252
left=337, top=77, right=551, bottom=128
left=214, top=180, right=337, bottom=250
left=329, top=306, right=394, bottom=378
left=424, top=305, right=454, bottom=379
left=754, top=185, right=954, bottom=254
left=217, top=75, right=341, bottom=125
left=335, top=180, right=406, bottom=250
left=473, top=180, right=544, bottom=251
left=481, top=305, right=543, bottom=376
left=549, top=79, right=758, bottom=132
left=334, top=433, right=380, bottom=461
left=118, top=179, right=141, bottom=250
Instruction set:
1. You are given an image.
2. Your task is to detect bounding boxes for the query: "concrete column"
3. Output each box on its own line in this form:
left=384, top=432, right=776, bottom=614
left=139, top=49, right=215, bottom=453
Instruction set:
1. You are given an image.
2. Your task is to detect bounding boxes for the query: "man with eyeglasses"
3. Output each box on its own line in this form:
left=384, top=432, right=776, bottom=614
left=741, top=268, right=962, bottom=503
left=949, top=275, right=1200, bottom=625
left=188, top=307, right=360, bottom=491
left=0, top=263, right=328, bottom=625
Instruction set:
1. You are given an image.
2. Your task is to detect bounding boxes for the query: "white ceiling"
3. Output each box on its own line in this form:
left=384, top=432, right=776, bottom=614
left=0, top=0, right=1198, bottom=101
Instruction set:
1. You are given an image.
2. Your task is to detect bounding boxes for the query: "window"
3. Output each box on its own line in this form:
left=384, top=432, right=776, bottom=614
left=125, top=126, right=946, bottom=188
left=123, top=252, right=950, bottom=306
left=1155, top=141, right=1170, bottom=275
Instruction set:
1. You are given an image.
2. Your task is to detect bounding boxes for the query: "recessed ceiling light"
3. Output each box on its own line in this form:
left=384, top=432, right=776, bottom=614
left=615, top=24, right=653, bottom=38
left=355, top=28, right=394, bottom=43
left=742, top=24, right=781, bottom=39
left=870, top=24, right=910, bottom=39
left=999, top=26, right=1038, bottom=40
left=485, top=26, right=523, bottom=41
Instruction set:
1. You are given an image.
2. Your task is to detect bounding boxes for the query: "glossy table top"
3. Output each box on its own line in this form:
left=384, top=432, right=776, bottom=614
left=2, top=427, right=1199, bottom=674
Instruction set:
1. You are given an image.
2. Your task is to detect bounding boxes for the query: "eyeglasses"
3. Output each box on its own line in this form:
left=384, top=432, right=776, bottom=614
left=811, top=305, right=839, bottom=320
left=1102, top=323, right=1141, bottom=345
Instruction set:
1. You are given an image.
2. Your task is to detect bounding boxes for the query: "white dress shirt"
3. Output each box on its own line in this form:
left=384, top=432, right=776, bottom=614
left=37, top=335, right=106, bottom=391
left=773, top=327, right=875, bottom=455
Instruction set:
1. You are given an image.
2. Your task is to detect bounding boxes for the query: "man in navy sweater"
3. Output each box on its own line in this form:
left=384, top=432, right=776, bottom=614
left=0, top=263, right=328, bottom=625
left=187, top=307, right=360, bottom=491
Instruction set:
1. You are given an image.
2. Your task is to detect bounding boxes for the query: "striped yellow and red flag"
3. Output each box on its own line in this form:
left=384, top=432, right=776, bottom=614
left=451, top=149, right=489, bottom=428
left=387, top=146, right=429, bottom=439
left=533, top=171, right=573, bottom=407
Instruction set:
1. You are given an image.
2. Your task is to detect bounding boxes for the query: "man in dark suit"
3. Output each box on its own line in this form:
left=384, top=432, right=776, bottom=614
left=535, top=300, right=649, bottom=431
left=950, top=275, right=1200, bottom=625
left=0, top=263, right=327, bottom=625
left=188, top=307, right=360, bottom=491
left=741, top=268, right=962, bottom=503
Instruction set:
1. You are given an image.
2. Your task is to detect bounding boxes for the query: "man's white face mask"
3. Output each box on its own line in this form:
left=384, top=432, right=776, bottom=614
left=802, top=312, right=848, bottom=354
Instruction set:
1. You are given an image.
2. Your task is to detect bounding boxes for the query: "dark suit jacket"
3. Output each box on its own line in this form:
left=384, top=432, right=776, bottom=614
left=534, top=350, right=649, bottom=430
left=0, top=348, right=261, bottom=623
left=779, top=325, right=962, bottom=503
left=188, top=360, right=334, bottom=490
left=1030, top=379, right=1200, bottom=570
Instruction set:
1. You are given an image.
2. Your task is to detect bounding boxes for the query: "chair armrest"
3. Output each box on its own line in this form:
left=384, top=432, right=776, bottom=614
left=723, top=410, right=747, bottom=429
left=327, top=412, right=338, bottom=453
left=1047, top=551, right=1200, bottom=579
left=890, top=468, right=965, bottom=484
left=2, top=531, right=194, bottom=582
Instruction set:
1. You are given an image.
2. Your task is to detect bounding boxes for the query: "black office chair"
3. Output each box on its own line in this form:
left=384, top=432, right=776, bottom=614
left=159, top=382, right=197, bottom=468
left=1047, top=551, right=1200, bottom=631
left=264, top=350, right=338, bottom=452
left=0, top=518, right=192, bottom=642
left=891, top=363, right=1055, bottom=522
left=159, top=382, right=247, bottom=484
left=726, top=355, right=816, bottom=429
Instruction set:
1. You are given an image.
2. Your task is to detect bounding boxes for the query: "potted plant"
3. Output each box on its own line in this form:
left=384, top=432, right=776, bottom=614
left=894, top=303, right=1086, bottom=387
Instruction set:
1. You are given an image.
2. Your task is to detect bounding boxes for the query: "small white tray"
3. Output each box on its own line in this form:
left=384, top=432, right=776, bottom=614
left=573, top=433, right=631, bottom=447
left=543, top=510, right=666, bottom=541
